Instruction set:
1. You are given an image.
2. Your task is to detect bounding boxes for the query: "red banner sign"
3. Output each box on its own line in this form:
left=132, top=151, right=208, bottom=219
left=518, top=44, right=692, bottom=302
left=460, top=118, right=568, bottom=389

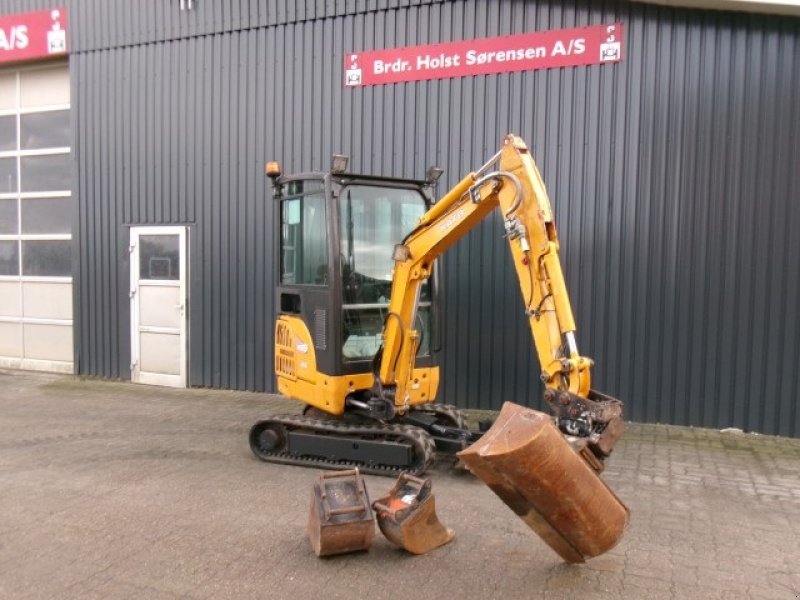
left=0, top=7, right=68, bottom=66
left=345, top=23, right=622, bottom=87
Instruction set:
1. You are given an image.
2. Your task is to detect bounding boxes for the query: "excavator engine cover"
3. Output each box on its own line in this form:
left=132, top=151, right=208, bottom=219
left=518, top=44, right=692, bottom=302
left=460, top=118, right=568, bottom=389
left=372, top=473, right=454, bottom=555
left=457, top=402, right=629, bottom=563
left=307, top=469, right=376, bottom=557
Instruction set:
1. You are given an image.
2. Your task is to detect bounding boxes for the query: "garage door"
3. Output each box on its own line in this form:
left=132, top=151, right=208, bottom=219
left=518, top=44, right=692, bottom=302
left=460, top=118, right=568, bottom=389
left=0, top=63, right=73, bottom=372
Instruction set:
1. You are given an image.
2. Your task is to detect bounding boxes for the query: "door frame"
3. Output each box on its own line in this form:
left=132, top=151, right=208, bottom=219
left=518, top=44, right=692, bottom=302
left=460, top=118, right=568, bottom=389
left=129, top=225, right=188, bottom=387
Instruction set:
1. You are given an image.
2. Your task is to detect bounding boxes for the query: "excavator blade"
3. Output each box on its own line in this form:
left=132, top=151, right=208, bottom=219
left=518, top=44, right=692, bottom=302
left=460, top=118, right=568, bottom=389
left=373, top=473, right=455, bottom=555
left=307, top=469, right=376, bottom=557
left=457, top=402, right=629, bottom=563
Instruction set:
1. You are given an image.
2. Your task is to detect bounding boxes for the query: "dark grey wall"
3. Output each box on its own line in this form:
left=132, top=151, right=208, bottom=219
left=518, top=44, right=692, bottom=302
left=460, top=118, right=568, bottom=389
left=2, top=0, right=798, bottom=435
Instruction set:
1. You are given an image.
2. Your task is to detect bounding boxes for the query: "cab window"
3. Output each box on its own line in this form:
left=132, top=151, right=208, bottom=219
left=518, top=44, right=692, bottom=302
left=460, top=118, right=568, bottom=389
left=339, top=185, right=430, bottom=361
left=280, top=181, right=327, bottom=285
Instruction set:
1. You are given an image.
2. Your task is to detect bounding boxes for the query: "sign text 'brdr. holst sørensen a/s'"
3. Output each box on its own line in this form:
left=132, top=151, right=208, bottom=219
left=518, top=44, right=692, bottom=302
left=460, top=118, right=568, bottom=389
left=344, top=23, right=623, bottom=87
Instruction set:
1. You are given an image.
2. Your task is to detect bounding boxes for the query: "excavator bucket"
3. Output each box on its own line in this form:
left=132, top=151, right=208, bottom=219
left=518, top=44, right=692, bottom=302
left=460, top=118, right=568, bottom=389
left=372, top=473, right=455, bottom=555
left=307, top=469, right=376, bottom=557
left=457, top=402, right=629, bottom=563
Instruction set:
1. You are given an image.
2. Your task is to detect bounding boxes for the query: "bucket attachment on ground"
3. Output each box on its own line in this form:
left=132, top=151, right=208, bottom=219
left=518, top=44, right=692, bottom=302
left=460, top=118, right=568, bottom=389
left=457, top=402, right=629, bottom=564
left=372, top=473, right=454, bottom=555
left=307, top=468, right=376, bottom=557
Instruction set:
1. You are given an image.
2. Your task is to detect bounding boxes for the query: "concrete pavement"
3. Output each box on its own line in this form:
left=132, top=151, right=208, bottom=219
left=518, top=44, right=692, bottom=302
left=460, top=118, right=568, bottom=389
left=1, top=369, right=799, bottom=599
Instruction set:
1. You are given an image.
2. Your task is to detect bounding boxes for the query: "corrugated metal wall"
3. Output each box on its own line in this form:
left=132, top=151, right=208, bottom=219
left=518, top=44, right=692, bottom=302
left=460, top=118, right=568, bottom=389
left=2, top=0, right=798, bottom=435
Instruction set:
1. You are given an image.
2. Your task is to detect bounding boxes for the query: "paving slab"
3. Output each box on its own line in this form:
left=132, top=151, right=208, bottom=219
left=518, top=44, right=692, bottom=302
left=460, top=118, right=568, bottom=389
left=1, top=369, right=799, bottom=599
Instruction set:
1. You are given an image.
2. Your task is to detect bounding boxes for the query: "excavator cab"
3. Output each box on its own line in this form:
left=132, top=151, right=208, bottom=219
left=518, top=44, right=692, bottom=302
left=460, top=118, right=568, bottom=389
left=266, top=160, right=443, bottom=418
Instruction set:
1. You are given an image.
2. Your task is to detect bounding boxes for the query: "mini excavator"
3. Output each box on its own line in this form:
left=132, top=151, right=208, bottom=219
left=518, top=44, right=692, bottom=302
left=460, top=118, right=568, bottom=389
left=250, top=135, right=628, bottom=562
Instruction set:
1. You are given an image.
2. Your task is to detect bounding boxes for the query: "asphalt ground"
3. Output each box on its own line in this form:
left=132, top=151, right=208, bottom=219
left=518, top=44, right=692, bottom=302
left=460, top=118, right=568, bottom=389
left=1, top=369, right=799, bottom=599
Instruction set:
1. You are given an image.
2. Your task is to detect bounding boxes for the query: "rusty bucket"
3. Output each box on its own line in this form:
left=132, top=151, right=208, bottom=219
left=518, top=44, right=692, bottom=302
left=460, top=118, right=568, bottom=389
left=307, top=468, right=376, bottom=557
left=457, top=402, right=629, bottom=563
left=372, top=473, right=454, bottom=555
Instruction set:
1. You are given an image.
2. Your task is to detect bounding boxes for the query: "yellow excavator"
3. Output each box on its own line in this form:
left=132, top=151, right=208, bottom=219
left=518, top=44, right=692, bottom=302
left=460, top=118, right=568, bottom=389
left=251, top=134, right=628, bottom=561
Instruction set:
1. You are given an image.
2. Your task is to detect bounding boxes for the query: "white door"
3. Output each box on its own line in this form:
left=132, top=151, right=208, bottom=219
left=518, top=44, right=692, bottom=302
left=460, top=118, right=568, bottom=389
left=130, top=226, right=187, bottom=387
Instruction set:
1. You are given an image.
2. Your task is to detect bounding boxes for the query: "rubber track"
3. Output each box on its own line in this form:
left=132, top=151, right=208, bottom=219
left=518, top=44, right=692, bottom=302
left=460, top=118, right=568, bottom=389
left=249, top=414, right=436, bottom=476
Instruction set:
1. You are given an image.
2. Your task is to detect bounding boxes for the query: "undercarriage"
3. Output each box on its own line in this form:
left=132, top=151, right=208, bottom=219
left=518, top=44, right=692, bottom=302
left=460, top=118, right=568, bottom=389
left=248, top=403, right=480, bottom=476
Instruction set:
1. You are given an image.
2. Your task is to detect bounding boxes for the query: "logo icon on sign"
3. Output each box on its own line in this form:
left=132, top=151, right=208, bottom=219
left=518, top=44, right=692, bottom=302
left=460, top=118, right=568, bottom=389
left=47, top=9, right=66, bottom=54
left=600, top=26, right=620, bottom=62
left=345, top=54, right=362, bottom=86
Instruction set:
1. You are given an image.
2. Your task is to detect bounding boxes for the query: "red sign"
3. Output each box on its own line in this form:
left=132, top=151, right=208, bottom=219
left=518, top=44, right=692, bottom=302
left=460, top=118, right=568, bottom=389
left=345, top=23, right=622, bottom=87
left=0, top=7, right=68, bottom=65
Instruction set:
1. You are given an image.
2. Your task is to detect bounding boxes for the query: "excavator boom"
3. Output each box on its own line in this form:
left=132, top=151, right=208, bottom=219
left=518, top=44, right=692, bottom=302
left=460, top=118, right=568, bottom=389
left=378, top=136, right=591, bottom=394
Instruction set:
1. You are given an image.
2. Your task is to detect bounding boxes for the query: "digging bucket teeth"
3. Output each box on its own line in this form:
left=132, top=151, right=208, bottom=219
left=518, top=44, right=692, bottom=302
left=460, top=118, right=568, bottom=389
left=307, top=469, right=376, bottom=557
left=457, top=402, right=629, bottom=563
left=373, top=473, right=455, bottom=555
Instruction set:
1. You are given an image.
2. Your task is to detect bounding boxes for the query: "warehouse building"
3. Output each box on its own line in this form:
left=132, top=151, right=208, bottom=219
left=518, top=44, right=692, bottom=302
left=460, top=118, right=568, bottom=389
left=0, top=0, right=798, bottom=435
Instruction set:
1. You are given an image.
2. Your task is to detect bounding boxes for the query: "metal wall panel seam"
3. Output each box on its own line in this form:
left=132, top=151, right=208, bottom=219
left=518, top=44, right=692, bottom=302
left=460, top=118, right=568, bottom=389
left=220, top=33, right=234, bottom=388
left=90, top=53, right=104, bottom=375
left=323, top=17, right=335, bottom=171
left=185, top=36, right=198, bottom=385
left=99, top=50, right=114, bottom=376
left=703, top=15, right=726, bottom=427
left=200, top=35, right=214, bottom=387
left=238, top=30, right=252, bottom=389
left=102, top=49, right=113, bottom=376
left=72, top=56, right=84, bottom=374
left=119, top=48, right=132, bottom=375
left=738, top=20, right=761, bottom=431
left=686, top=15, right=710, bottom=428
left=89, top=54, right=103, bottom=375
left=788, top=30, right=800, bottom=436
left=780, top=29, right=800, bottom=436
left=670, top=13, right=692, bottom=427
left=253, top=26, right=266, bottom=392
left=212, top=32, right=224, bottom=388
left=718, top=18, right=746, bottom=429
left=622, top=6, right=643, bottom=417
left=755, top=25, right=783, bottom=434
left=763, top=28, right=791, bottom=434
left=734, top=24, right=762, bottom=431
left=769, top=26, right=796, bottom=436
left=227, top=31, right=238, bottom=388
left=70, top=55, right=81, bottom=374
left=209, top=32, right=222, bottom=386
left=80, top=55, right=92, bottom=375
left=639, top=8, right=663, bottom=423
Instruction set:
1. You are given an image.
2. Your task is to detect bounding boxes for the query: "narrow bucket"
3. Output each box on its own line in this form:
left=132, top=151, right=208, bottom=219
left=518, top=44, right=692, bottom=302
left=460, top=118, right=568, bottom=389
left=372, top=473, right=455, bottom=555
left=307, top=468, right=376, bottom=557
left=457, top=402, right=629, bottom=563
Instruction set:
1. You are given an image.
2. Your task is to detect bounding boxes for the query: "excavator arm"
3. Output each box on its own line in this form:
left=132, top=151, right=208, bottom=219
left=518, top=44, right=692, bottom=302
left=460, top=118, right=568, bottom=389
left=379, top=135, right=589, bottom=397
left=373, top=134, right=622, bottom=467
